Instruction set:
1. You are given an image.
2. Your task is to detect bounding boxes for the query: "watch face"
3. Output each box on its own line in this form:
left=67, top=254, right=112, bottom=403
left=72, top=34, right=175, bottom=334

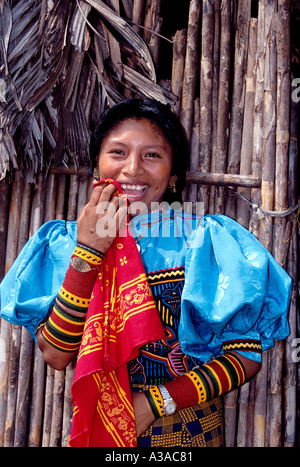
left=165, top=401, right=176, bottom=415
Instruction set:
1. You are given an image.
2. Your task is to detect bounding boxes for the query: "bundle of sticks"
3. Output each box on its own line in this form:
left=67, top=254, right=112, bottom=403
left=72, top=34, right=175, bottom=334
left=0, top=0, right=298, bottom=447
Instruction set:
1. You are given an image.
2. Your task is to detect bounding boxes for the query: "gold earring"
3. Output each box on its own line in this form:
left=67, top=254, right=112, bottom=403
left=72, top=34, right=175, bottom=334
left=93, top=168, right=100, bottom=181
left=168, top=175, right=177, bottom=193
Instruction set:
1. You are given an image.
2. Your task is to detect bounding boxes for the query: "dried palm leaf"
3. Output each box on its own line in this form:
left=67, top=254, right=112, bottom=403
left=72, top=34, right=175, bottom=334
left=83, top=0, right=156, bottom=80
left=123, top=65, right=176, bottom=105
left=0, top=0, right=166, bottom=181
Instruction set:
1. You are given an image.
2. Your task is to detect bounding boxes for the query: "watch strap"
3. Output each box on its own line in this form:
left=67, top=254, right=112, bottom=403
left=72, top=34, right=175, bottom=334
left=158, top=384, right=177, bottom=415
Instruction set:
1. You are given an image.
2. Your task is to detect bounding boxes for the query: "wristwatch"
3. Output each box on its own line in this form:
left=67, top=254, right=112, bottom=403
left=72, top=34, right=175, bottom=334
left=158, top=384, right=177, bottom=416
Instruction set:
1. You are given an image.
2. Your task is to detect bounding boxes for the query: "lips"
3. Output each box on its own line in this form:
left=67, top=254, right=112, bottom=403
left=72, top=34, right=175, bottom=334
left=120, top=183, right=149, bottom=199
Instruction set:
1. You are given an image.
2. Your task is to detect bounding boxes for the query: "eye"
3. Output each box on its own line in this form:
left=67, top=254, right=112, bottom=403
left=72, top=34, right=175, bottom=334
left=146, top=152, right=161, bottom=159
left=110, top=149, right=125, bottom=155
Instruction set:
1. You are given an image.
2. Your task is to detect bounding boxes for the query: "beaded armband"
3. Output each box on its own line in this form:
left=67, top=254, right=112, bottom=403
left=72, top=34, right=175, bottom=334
left=41, top=302, right=86, bottom=352
left=185, top=369, right=212, bottom=403
left=200, top=353, right=246, bottom=396
left=162, top=370, right=211, bottom=412
left=39, top=242, right=104, bottom=352
left=160, top=353, right=247, bottom=413
left=56, top=242, right=104, bottom=314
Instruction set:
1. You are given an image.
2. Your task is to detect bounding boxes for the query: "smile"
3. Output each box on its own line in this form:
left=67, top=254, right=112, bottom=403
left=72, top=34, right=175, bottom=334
left=120, top=184, right=149, bottom=198
left=120, top=184, right=148, bottom=191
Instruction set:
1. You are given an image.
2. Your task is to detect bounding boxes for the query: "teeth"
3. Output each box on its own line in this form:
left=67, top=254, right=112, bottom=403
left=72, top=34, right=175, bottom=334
left=121, top=184, right=147, bottom=191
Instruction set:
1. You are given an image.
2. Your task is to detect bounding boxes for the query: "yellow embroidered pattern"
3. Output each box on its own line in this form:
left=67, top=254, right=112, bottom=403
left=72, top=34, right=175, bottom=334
left=186, top=371, right=208, bottom=404
left=222, top=340, right=262, bottom=353
left=60, top=286, right=91, bottom=308
left=74, top=246, right=103, bottom=265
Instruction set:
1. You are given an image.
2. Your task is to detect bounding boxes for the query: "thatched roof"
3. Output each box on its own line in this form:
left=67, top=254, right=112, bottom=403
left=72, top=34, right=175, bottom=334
left=0, top=0, right=178, bottom=183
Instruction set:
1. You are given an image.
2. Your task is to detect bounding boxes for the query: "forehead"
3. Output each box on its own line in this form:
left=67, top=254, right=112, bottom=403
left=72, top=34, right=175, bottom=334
left=104, top=117, right=169, bottom=142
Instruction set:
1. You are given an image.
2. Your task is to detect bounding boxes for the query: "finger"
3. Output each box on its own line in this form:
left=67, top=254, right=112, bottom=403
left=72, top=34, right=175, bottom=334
left=90, top=183, right=118, bottom=208
left=89, top=183, right=107, bottom=207
left=98, top=183, right=118, bottom=203
left=94, top=191, right=119, bottom=217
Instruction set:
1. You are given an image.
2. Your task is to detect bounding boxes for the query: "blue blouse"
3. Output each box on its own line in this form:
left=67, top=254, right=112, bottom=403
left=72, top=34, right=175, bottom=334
left=0, top=209, right=292, bottom=370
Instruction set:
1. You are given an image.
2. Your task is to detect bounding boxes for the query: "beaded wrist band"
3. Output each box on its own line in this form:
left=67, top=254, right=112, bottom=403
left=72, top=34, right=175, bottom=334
left=73, top=242, right=104, bottom=267
left=144, top=386, right=165, bottom=419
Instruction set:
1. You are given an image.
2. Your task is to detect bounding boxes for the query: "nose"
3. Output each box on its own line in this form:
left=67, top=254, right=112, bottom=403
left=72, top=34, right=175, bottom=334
left=122, top=152, right=144, bottom=177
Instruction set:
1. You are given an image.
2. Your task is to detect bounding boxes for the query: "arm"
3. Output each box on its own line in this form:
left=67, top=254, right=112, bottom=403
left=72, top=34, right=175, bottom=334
left=37, top=183, right=127, bottom=370
left=36, top=242, right=104, bottom=370
left=133, top=351, right=261, bottom=437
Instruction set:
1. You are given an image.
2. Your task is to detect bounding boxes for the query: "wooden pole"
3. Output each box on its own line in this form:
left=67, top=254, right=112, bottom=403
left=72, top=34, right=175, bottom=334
left=269, top=0, right=291, bottom=447
left=39, top=174, right=60, bottom=447
left=209, top=0, right=221, bottom=214
left=132, top=0, right=145, bottom=35
left=236, top=18, right=257, bottom=229
left=1, top=172, right=23, bottom=446
left=226, top=0, right=251, bottom=219
left=187, top=98, right=200, bottom=203
left=171, top=29, right=187, bottom=116
left=226, top=0, right=252, bottom=175
left=13, top=182, right=33, bottom=447
left=61, top=174, right=80, bottom=446
left=49, top=370, right=65, bottom=447
left=284, top=235, right=298, bottom=447
left=253, top=0, right=277, bottom=447
left=42, top=365, right=55, bottom=447
left=27, top=173, right=46, bottom=447
left=0, top=181, right=10, bottom=282
left=250, top=0, right=265, bottom=239
left=214, top=0, right=232, bottom=214
left=0, top=181, right=10, bottom=445
left=13, top=328, right=33, bottom=446
left=198, top=0, right=214, bottom=214
left=143, top=0, right=162, bottom=66
left=259, top=1, right=277, bottom=252
left=283, top=75, right=298, bottom=447
left=246, top=6, right=265, bottom=443
left=186, top=171, right=261, bottom=188
left=180, top=0, right=201, bottom=142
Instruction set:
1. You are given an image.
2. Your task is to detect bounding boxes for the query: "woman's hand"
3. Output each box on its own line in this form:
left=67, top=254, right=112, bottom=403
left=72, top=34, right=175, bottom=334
left=77, top=182, right=127, bottom=254
left=132, top=392, right=155, bottom=438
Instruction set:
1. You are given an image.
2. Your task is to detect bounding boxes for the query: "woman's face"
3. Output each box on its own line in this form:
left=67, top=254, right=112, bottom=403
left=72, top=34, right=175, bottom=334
left=98, top=118, right=173, bottom=210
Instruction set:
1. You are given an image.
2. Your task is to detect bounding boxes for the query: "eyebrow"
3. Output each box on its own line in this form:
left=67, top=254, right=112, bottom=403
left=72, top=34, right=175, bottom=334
left=106, top=140, right=169, bottom=150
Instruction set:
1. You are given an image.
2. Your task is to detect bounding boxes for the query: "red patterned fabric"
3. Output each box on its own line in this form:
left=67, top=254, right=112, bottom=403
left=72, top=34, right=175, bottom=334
left=69, top=179, right=165, bottom=447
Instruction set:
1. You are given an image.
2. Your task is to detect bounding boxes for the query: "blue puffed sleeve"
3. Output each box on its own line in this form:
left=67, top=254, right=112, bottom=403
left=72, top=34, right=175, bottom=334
left=0, top=220, right=77, bottom=342
left=179, top=214, right=292, bottom=363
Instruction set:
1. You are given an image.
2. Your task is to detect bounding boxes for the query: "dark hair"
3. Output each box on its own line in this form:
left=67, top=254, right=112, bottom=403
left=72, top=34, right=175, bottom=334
left=89, top=98, right=190, bottom=203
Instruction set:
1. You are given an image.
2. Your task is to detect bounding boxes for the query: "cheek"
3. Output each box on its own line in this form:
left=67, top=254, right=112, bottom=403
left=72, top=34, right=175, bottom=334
left=98, top=157, right=117, bottom=177
left=156, top=165, right=172, bottom=186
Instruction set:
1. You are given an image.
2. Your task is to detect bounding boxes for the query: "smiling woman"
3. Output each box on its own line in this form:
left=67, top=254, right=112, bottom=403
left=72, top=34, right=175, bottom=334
left=0, top=98, right=292, bottom=448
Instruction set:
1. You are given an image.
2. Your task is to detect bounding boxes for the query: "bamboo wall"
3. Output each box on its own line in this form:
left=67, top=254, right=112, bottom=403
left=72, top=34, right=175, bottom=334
left=0, top=0, right=299, bottom=447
